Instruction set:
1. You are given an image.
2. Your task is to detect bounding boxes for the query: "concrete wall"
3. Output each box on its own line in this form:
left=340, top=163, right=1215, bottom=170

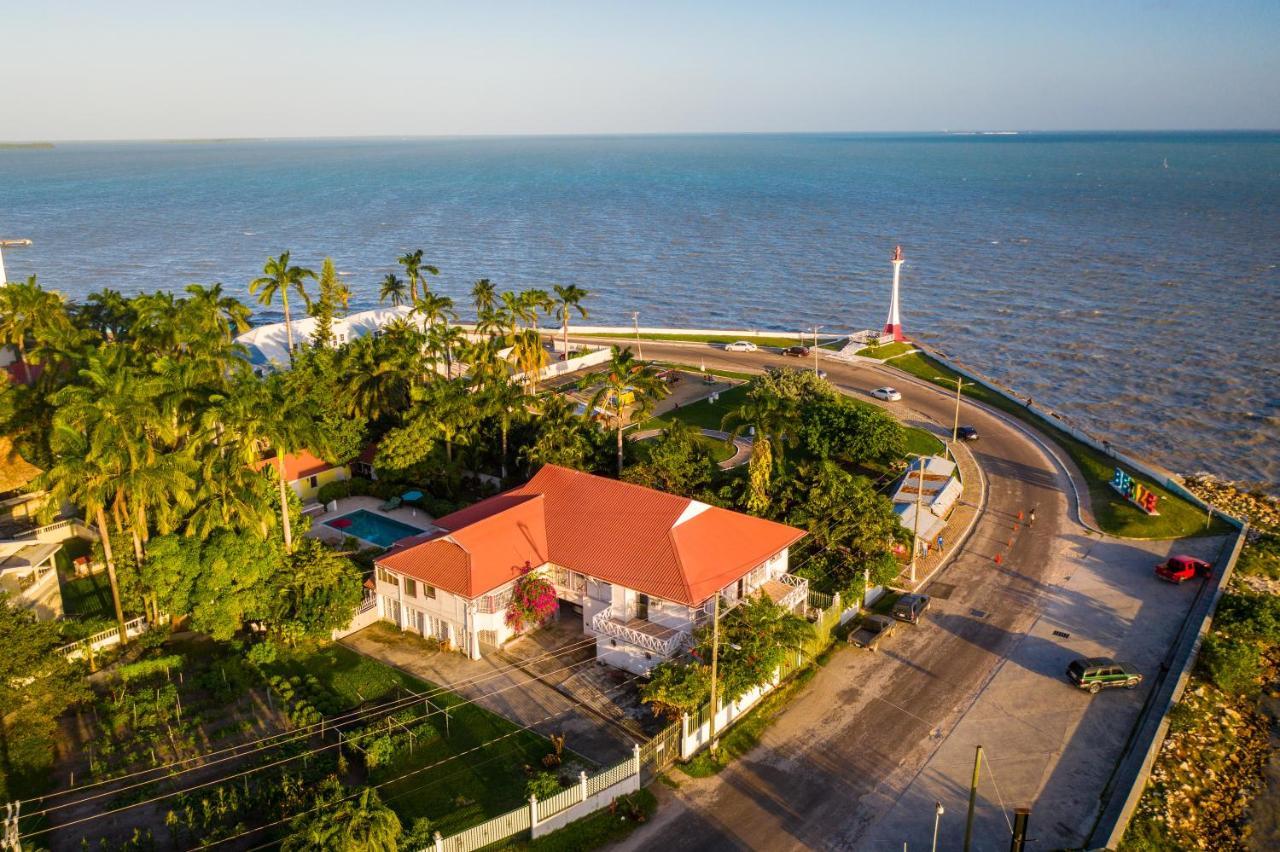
left=530, top=771, right=641, bottom=837
left=290, top=465, right=350, bottom=503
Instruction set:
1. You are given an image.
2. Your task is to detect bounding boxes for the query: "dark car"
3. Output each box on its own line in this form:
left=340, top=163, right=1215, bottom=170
left=781, top=346, right=810, bottom=357
left=891, top=593, right=931, bottom=624
left=1155, top=555, right=1212, bottom=583
left=656, top=369, right=682, bottom=384
left=957, top=426, right=979, bottom=441
left=1066, top=658, right=1143, bottom=694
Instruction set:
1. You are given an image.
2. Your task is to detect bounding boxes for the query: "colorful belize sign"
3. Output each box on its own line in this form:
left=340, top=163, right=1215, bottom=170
left=1112, top=468, right=1160, bottom=515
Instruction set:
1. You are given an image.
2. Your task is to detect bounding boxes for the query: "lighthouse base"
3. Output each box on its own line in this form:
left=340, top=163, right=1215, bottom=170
left=882, top=324, right=906, bottom=343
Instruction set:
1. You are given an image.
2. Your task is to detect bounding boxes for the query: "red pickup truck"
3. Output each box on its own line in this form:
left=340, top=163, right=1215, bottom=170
left=1155, top=555, right=1212, bottom=583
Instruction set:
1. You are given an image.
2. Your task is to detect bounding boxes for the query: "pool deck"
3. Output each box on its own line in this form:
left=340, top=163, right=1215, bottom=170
left=306, top=496, right=436, bottom=549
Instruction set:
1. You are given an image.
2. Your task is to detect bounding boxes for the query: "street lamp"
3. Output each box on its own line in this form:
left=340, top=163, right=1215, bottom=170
left=631, top=311, right=643, bottom=360
left=932, top=801, right=945, bottom=852
left=809, top=325, right=823, bottom=375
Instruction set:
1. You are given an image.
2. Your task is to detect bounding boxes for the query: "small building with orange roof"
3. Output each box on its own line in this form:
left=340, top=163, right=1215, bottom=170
left=370, top=464, right=808, bottom=674
left=254, top=449, right=350, bottom=504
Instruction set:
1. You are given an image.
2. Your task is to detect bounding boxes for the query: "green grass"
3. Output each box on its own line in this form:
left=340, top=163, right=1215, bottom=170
left=681, top=647, right=835, bottom=777
left=270, top=642, right=560, bottom=837
left=884, top=350, right=1231, bottom=539
left=59, top=572, right=116, bottom=620
left=586, top=332, right=823, bottom=349
left=855, top=341, right=915, bottom=360
left=652, top=362, right=756, bottom=381
left=904, top=427, right=946, bottom=458
left=494, top=789, right=658, bottom=851
left=641, top=382, right=753, bottom=432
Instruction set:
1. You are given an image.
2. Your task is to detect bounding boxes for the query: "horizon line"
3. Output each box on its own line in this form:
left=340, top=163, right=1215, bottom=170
left=4, top=128, right=1280, bottom=145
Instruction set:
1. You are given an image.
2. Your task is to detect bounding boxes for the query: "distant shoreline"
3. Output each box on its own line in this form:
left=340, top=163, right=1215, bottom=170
left=0, top=142, right=54, bottom=149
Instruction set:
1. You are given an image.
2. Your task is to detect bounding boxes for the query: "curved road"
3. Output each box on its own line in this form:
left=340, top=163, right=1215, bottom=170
left=569, top=339, right=1088, bottom=850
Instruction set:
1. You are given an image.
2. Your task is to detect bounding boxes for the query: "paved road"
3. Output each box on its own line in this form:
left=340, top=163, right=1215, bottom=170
left=566, top=338, right=1206, bottom=851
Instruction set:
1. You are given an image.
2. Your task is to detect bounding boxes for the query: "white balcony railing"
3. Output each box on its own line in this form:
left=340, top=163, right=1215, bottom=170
left=591, top=609, right=688, bottom=656
left=775, top=573, right=809, bottom=612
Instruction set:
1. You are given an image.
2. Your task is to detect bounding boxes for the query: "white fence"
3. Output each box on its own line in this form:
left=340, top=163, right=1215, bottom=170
left=432, top=746, right=641, bottom=851
left=514, top=345, right=613, bottom=386
left=331, top=592, right=380, bottom=640
left=13, top=517, right=99, bottom=543
left=58, top=613, right=164, bottom=660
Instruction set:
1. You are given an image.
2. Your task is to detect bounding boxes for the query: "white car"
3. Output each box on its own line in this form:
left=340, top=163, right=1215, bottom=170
left=871, top=386, right=902, bottom=402
left=724, top=341, right=758, bottom=352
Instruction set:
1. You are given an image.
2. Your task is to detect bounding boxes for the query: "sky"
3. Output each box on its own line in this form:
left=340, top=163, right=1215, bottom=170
left=3, top=1, right=1278, bottom=140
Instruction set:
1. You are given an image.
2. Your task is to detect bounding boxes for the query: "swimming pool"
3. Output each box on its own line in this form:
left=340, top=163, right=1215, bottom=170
left=323, top=510, right=426, bottom=548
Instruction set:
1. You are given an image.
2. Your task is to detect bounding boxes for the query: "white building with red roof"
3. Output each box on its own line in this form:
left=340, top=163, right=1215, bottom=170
left=370, top=464, right=808, bottom=674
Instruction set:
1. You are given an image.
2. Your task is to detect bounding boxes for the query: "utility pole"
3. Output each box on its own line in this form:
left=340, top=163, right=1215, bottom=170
left=963, top=745, right=984, bottom=852
left=810, top=325, right=822, bottom=375
left=910, top=458, right=925, bottom=585
left=932, top=801, right=945, bottom=852
left=631, top=311, right=643, bottom=360
left=708, top=593, right=721, bottom=755
left=1009, top=806, right=1031, bottom=852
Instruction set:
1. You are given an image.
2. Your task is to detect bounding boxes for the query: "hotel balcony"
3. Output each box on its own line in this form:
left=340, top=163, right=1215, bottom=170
left=590, top=608, right=689, bottom=657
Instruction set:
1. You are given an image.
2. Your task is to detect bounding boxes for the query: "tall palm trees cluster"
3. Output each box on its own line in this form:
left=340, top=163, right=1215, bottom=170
left=0, top=252, right=640, bottom=645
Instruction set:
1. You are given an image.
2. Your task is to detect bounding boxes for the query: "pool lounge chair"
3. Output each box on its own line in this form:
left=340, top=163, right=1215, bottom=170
left=379, top=496, right=402, bottom=511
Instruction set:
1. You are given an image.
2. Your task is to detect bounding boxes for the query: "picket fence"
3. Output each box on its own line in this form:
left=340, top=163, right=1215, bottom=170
left=58, top=613, right=165, bottom=660
left=431, top=745, right=642, bottom=852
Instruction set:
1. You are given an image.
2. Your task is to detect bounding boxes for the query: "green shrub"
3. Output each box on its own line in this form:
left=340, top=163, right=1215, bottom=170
left=246, top=640, right=279, bottom=666
left=1214, top=592, right=1280, bottom=642
left=1166, top=701, right=1198, bottom=734
left=364, top=734, right=395, bottom=769
left=526, top=771, right=562, bottom=800
left=1239, top=533, right=1280, bottom=580
left=1199, top=635, right=1261, bottom=696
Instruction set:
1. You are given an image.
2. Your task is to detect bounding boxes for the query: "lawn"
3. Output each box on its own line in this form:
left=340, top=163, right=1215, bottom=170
left=855, top=341, right=915, bottom=360
left=268, top=642, right=565, bottom=837
left=904, top=427, right=946, bottom=458
left=884, top=350, right=1231, bottom=539
left=641, top=382, right=753, bottom=432
left=59, top=572, right=117, bottom=620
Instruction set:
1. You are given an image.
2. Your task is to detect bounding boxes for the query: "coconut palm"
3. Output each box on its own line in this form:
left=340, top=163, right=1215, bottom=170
left=397, top=249, right=439, bottom=304
left=481, top=377, right=528, bottom=480
left=427, top=322, right=466, bottom=377
left=184, top=282, right=252, bottom=340
left=0, top=275, right=68, bottom=363
left=475, top=307, right=507, bottom=342
left=379, top=273, right=408, bottom=307
left=281, top=786, right=401, bottom=852
left=552, top=284, right=590, bottom=361
left=509, top=329, right=550, bottom=394
left=414, top=292, right=455, bottom=329
left=472, top=277, right=497, bottom=316
left=584, top=346, right=669, bottom=476
left=519, top=288, right=554, bottom=331
left=249, top=252, right=316, bottom=365
left=460, top=336, right=508, bottom=392
left=338, top=334, right=413, bottom=421
left=500, top=290, right=532, bottom=334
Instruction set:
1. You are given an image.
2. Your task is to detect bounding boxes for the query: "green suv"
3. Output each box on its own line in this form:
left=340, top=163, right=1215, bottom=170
left=1066, top=658, right=1143, bottom=694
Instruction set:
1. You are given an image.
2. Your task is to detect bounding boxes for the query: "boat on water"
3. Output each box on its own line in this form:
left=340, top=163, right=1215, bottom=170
left=0, top=239, right=32, bottom=247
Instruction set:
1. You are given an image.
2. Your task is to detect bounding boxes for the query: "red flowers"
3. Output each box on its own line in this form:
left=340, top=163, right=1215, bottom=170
left=505, top=565, right=558, bottom=632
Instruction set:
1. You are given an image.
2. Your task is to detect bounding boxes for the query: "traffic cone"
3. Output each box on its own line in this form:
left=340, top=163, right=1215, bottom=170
left=1017, top=511, right=1024, bottom=522
left=995, top=553, right=1003, bottom=564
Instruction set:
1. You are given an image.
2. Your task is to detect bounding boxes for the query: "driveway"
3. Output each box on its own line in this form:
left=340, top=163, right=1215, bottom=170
left=578, top=338, right=1221, bottom=851
left=341, top=615, right=639, bottom=766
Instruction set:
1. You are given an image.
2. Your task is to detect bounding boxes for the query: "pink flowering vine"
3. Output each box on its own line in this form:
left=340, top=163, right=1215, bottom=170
left=505, top=565, right=558, bottom=632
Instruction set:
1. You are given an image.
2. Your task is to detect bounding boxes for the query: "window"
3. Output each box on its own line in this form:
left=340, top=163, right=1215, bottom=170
left=308, top=475, right=319, bottom=489
left=404, top=578, right=417, bottom=598
left=424, top=585, right=436, bottom=599
left=376, top=567, right=399, bottom=588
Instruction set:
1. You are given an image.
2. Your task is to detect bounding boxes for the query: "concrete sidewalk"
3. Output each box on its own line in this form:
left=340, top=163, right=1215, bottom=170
left=340, top=618, right=637, bottom=766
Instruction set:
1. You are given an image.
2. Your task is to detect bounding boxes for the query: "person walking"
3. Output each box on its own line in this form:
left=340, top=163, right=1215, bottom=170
left=1028, top=507, right=1037, bottom=527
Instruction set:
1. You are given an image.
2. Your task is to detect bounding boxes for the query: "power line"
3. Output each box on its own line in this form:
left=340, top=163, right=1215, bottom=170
left=29, top=634, right=603, bottom=804
left=20, top=646, right=612, bottom=830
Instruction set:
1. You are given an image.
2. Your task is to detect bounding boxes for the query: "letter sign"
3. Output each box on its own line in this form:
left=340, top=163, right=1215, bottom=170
left=1111, top=467, right=1160, bottom=515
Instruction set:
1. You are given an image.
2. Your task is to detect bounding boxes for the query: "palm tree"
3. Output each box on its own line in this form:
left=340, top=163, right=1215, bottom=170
left=585, top=346, right=669, bottom=476
left=509, top=329, right=550, bottom=394
left=379, top=273, right=407, bottom=307
left=500, top=290, right=532, bottom=334
left=427, top=322, right=466, bottom=377
left=338, top=335, right=413, bottom=422
left=0, top=275, right=68, bottom=364
left=249, top=252, right=316, bottom=365
left=414, top=292, right=455, bottom=329
left=519, top=289, right=554, bottom=331
left=472, top=278, right=497, bottom=317
left=474, top=307, right=507, bottom=342
left=184, top=282, right=252, bottom=340
left=282, top=786, right=401, bottom=852
left=397, top=249, right=439, bottom=304
left=481, top=377, right=527, bottom=480
left=40, top=425, right=129, bottom=643
left=552, top=284, right=590, bottom=361
left=721, top=390, right=792, bottom=473
left=414, top=380, right=474, bottom=464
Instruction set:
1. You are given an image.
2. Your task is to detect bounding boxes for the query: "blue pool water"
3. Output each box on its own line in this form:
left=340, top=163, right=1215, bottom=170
left=324, top=509, right=425, bottom=548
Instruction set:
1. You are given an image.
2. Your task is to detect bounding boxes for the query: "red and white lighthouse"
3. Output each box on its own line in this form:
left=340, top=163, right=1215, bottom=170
left=883, top=244, right=906, bottom=342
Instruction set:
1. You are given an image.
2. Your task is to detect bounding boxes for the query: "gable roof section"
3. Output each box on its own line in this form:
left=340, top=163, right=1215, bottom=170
left=253, top=450, right=338, bottom=482
left=380, top=494, right=549, bottom=598
left=377, top=464, right=806, bottom=606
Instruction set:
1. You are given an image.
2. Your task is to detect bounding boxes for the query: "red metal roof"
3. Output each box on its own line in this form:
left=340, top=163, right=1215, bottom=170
left=253, top=450, right=337, bottom=481
left=377, top=464, right=805, bottom=606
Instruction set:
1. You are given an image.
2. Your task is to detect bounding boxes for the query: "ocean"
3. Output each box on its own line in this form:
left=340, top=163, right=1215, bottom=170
left=1, top=133, right=1277, bottom=487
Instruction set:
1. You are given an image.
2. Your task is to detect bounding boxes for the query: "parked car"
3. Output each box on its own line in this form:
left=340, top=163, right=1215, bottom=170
left=781, top=345, right=810, bottom=357
left=656, top=369, right=681, bottom=384
left=1066, top=658, right=1143, bottom=694
left=724, top=341, right=758, bottom=352
left=891, top=594, right=931, bottom=624
left=871, top=386, right=902, bottom=402
left=849, top=614, right=898, bottom=651
left=1155, top=555, right=1212, bottom=583
left=957, top=426, right=979, bottom=441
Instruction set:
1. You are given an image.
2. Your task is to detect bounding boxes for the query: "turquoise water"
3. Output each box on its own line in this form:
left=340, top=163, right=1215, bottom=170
left=1, top=133, right=1277, bottom=485
left=323, top=509, right=425, bottom=548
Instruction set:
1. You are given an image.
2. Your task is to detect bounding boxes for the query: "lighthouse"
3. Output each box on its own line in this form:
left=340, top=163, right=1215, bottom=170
left=883, top=244, right=906, bottom=342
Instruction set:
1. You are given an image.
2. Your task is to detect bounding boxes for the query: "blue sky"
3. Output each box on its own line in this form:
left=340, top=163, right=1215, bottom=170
left=4, top=1, right=1278, bottom=139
